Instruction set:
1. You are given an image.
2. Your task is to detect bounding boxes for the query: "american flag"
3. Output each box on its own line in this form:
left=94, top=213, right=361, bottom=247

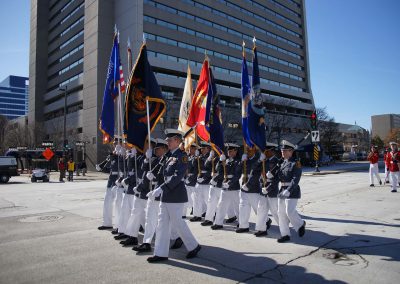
left=119, top=64, right=125, bottom=94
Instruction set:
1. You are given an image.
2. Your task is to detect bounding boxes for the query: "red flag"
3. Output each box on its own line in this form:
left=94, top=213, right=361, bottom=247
left=186, top=59, right=210, bottom=142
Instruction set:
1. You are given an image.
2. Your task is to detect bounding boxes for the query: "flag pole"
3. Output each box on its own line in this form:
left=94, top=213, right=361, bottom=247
left=242, top=41, right=247, bottom=184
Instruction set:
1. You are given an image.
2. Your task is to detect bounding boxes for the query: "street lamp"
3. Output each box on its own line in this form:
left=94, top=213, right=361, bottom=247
left=58, top=86, right=68, bottom=156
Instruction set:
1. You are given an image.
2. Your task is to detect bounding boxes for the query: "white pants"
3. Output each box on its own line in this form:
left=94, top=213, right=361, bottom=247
left=143, top=199, right=160, bottom=244
left=102, top=187, right=116, bottom=227
left=205, top=186, right=222, bottom=221
left=239, top=192, right=261, bottom=229
left=255, top=196, right=271, bottom=231
left=125, top=197, right=147, bottom=237
left=390, top=171, right=399, bottom=191
left=154, top=202, right=199, bottom=257
left=278, top=198, right=304, bottom=237
left=267, top=197, right=279, bottom=225
left=118, top=194, right=135, bottom=234
left=193, top=184, right=209, bottom=217
left=369, top=163, right=381, bottom=184
left=214, top=190, right=240, bottom=225
left=114, top=186, right=124, bottom=228
left=183, top=185, right=195, bottom=216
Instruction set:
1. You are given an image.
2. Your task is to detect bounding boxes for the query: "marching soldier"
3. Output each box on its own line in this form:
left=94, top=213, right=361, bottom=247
left=133, top=139, right=169, bottom=253
left=147, top=129, right=201, bottom=263
left=368, top=145, right=382, bottom=187
left=212, top=143, right=241, bottom=230
left=114, top=148, right=138, bottom=240
left=121, top=139, right=157, bottom=246
left=236, top=145, right=264, bottom=233
left=183, top=143, right=198, bottom=217
left=190, top=141, right=213, bottom=222
left=112, top=139, right=127, bottom=235
left=386, top=142, right=399, bottom=193
left=254, top=142, right=279, bottom=237
left=201, top=146, right=225, bottom=226
left=276, top=140, right=306, bottom=243
left=97, top=139, right=122, bottom=230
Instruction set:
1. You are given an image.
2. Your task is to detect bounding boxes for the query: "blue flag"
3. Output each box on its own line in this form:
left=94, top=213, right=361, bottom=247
left=207, top=68, right=224, bottom=155
left=241, top=56, right=253, bottom=148
left=125, top=44, right=166, bottom=152
left=248, top=46, right=266, bottom=151
left=99, top=34, right=121, bottom=143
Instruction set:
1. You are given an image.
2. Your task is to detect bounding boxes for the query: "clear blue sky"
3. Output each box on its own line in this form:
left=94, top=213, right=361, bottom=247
left=0, top=1, right=399, bottom=130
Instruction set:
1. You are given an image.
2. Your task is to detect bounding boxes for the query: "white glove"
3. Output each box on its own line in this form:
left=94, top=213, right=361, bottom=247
left=195, top=150, right=200, bottom=157
left=210, top=180, right=217, bottom=186
left=146, top=187, right=162, bottom=200
left=241, top=154, right=248, bottom=161
left=259, top=153, right=266, bottom=162
left=262, top=187, right=268, bottom=195
left=95, top=164, right=101, bottom=171
left=220, top=154, right=226, bottom=162
left=115, top=145, right=122, bottom=153
left=146, top=148, right=153, bottom=159
left=133, top=186, right=139, bottom=195
left=119, top=147, right=126, bottom=156
left=222, top=182, right=229, bottom=189
left=209, top=151, right=215, bottom=158
left=242, top=184, right=249, bottom=191
left=280, top=189, right=290, bottom=198
left=146, top=172, right=155, bottom=181
left=197, top=177, right=204, bottom=183
left=119, top=172, right=124, bottom=178
left=130, top=148, right=137, bottom=157
left=266, top=171, right=274, bottom=179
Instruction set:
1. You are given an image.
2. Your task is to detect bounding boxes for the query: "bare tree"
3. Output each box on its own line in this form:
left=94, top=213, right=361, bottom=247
left=0, top=115, right=8, bottom=154
left=265, top=97, right=294, bottom=145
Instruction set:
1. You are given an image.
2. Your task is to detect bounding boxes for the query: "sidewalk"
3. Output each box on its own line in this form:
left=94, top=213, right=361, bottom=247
left=302, top=161, right=370, bottom=176
left=18, top=171, right=109, bottom=182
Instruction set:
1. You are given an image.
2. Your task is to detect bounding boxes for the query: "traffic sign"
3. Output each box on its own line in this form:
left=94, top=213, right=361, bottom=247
left=42, top=141, right=54, bottom=147
left=42, top=148, right=55, bottom=161
left=311, top=131, right=320, bottom=143
left=313, top=145, right=319, bottom=161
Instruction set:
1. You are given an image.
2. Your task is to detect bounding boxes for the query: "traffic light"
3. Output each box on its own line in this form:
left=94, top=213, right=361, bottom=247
left=310, top=111, right=317, bottom=130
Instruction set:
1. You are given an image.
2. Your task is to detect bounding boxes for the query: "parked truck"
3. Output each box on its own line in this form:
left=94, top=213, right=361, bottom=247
left=0, top=156, right=19, bottom=183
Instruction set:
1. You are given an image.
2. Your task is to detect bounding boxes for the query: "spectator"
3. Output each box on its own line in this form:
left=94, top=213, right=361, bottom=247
left=81, top=160, right=87, bottom=176
left=67, top=158, right=75, bottom=181
left=58, top=157, right=66, bottom=182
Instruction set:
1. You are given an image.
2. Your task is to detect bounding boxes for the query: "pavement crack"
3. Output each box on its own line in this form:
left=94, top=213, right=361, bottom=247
left=239, top=237, right=341, bottom=283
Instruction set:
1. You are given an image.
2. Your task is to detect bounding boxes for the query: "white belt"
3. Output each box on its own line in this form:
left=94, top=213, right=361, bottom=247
left=281, top=182, right=291, bottom=186
left=111, top=171, right=118, bottom=175
left=151, top=181, right=157, bottom=185
left=227, top=175, right=233, bottom=178
left=138, top=178, right=143, bottom=183
left=129, top=172, right=134, bottom=176
left=201, top=170, right=208, bottom=173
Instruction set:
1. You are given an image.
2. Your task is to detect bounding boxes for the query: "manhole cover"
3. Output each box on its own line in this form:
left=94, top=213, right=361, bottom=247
left=19, top=214, right=64, bottom=223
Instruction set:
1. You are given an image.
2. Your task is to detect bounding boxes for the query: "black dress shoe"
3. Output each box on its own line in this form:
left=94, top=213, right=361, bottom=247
left=254, top=230, right=268, bottom=237
left=379, top=180, right=382, bottom=185
left=225, top=216, right=237, bottom=223
left=266, top=218, right=272, bottom=230
left=147, top=255, right=168, bottom=263
left=111, top=228, right=119, bottom=235
left=186, top=245, right=201, bottom=259
left=211, top=224, right=223, bottom=230
left=277, top=235, right=291, bottom=243
left=182, top=216, right=187, bottom=219
left=98, top=226, right=113, bottom=230
left=201, top=220, right=213, bottom=226
left=190, top=216, right=202, bottom=222
left=391, top=189, right=397, bottom=193
left=120, top=236, right=138, bottom=246
left=114, top=233, right=128, bottom=240
left=298, top=221, right=306, bottom=237
left=133, top=243, right=152, bottom=252
left=370, top=184, right=374, bottom=187
left=236, top=227, right=249, bottom=233
left=170, top=237, right=183, bottom=249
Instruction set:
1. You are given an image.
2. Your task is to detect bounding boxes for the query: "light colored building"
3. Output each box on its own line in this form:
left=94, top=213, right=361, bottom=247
left=29, top=0, right=315, bottom=167
left=0, top=76, right=29, bottom=120
left=371, top=114, right=400, bottom=141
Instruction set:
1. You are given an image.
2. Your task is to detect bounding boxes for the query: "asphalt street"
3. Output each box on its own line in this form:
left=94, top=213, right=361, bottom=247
left=0, top=169, right=399, bottom=283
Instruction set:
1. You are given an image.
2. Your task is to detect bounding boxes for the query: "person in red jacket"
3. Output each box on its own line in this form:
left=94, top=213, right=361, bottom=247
left=385, top=142, right=399, bottom=192
left=383, top=148, right=390, bottom=183
left=368, top=145, right=382, bottom=187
